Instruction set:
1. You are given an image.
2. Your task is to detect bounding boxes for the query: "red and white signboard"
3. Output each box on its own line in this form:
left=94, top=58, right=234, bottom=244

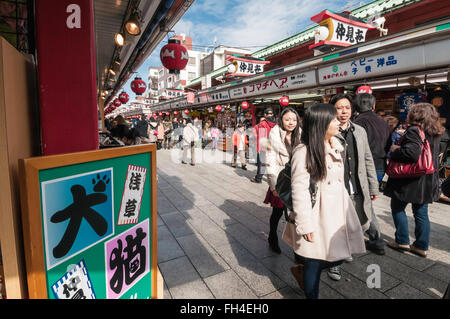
left=117, top=165, right=148, bottom=226
left=226, top=56, right=270, bottom=77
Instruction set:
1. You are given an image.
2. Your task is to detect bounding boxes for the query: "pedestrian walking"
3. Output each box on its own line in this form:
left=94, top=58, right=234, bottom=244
left=156, top=117, right=164, bottom=149
left=353, top=93, right=391, bottom=181
left=135, top=115, right=149, bottom=138
left=264, top=107, right=302, bottom=254
left=147, top=117, right=159, bottom=144
left=162, top=116, right=173, bottom=149
left=384, top=103, right=444, bottom=258
left=326, top=93, right=385, bottom=282
left=182, top=118, right=198, bottom=166
left=232, top=123, right=248, bottom=170
left=210, top=125, right=221, bottom=152
left=251, top=108, right=277, bottom=183
left=283, top=103, right=366, bottom=299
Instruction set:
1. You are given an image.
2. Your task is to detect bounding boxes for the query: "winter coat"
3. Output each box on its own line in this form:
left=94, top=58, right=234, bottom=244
left=157, top=123, right=164, bottom=140
left=265, top=125, right=301, bottom=191
left=336, top=122, right=380, bottom=231
left=353, top=111, right=391, bottom=171
left=163, top=120, right=173, bottom=137
left=147, top=122, right=159, bottom=143
left=182, top=123, right=199, bottom=147
left=282, top=137, right=366, bottom=262
left=135, top=119, right=149, bottom=138
left=383, top=126, right=441, bottom=204
left=232, top=130, right=248, bottom=150
left=253, top=119, right=276, bottom=152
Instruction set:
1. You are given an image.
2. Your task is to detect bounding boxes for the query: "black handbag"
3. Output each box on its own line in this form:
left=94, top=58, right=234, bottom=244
left=275, top=161, right=317, bottom=224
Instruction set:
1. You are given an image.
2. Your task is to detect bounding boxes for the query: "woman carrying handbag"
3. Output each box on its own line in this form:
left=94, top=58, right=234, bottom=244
left=384, top=103, right=445, bottom=257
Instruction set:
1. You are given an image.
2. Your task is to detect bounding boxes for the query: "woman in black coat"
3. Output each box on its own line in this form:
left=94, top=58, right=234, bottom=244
left=384, top=103, right=445, bottom=258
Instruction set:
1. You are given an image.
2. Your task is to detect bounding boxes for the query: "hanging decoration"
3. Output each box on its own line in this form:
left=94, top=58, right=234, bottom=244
left=113, top=98, right=121, bottom=107
left=130, top=77, right=146, bottom=95
left=119, top=91, right=129, bottom=103
left=215, top=105, right=222, bottom=112
left=280, top=96, right=290, bottom=106
left=160, top=39, right=189, bottom=74
left=173, top=110, right=178, bottom=115
left=184, top=109, right=189, bottom=114
left=241, top=101, right=249, bottom=109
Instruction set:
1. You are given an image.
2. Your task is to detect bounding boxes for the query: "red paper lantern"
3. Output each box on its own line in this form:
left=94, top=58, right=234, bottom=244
left=160, top=39, right=189, bottom=74
left=159, top=112, right=163, bottom=116
left=152, top=113, right=157, bottom=118
left=119, top=91, right=129, bottom=104
left=280, top=96, right=290, bottom=106
left=241, top=101, right=249, bottom=109
left=113, top=98, right=121, bottom=107
left=184, top=109, right=189, bottom=114
left=356, top=85, right=373, bottom=95
left=174, top=110, right=178, bottom=115
left=215, top=105, right=222, bottom=112
left=130, top=77, right=146, bottom=95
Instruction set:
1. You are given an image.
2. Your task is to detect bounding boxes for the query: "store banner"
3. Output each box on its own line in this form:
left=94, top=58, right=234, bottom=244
left=35, top=0, right=98, bottom=155
left=229, top=70, right=316, bottom=99
left=207, top=90, right=231, bottom=102
left=318, top=38, right=450, bottom=84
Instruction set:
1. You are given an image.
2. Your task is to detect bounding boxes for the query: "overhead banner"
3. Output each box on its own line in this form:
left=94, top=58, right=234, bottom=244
left=318, top=38, right=450, bottom=85
left=207, top=90, right=231, bottom=103
left=229, top=70, right=316, bottom=99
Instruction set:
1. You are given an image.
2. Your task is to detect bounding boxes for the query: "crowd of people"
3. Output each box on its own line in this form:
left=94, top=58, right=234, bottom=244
left=103, top=90, right=449, bottom=299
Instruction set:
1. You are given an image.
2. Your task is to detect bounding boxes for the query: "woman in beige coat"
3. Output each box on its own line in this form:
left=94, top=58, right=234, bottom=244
left=264, top=107, right=302, bottom=253
left=282, top=103, right=365, bottom=299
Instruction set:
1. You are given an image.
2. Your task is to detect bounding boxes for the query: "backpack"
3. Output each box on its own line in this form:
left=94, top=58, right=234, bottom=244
left=275, top=161, right=318, bottom=224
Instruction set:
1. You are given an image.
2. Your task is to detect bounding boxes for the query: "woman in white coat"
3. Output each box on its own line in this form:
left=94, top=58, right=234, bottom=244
left=264, top=107, right=302, bottom=253
left=283, top=103, right=366, bottom=299
left=182, top=118, right=198, bottom=165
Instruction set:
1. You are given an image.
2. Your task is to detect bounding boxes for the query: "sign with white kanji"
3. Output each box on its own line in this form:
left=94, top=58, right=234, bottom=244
left=118, top=165, right=148, bottom=225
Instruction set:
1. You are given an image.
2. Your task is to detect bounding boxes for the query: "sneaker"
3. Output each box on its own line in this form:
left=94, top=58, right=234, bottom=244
left=366, top=242, right=386, bottom=255
left=290, top=264, right=304, bottom=290
left=410, top=245, right=427, bottom=258
left=344, top=256, right=353, bottom=262
left=327, top=266, right=342, bottom=281
left=250, top=177, right=261, bottom=183
left=241, top=165, right=247, bottom=170
left=387, top=241, right=410, bottom=252
left=181, top=161, right=187, bottom=164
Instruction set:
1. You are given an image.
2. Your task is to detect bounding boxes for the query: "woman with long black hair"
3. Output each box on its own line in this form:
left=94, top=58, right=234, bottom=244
left=283, top=103, right=366, bottom=299
left=264, top=107, right=302, bottom=253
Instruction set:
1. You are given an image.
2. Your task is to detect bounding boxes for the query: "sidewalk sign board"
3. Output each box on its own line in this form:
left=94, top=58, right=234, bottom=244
left=19, top=145, right=157, bottom=299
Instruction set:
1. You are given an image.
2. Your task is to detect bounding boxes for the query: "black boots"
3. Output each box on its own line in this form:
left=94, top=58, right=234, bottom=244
left=268, top=233, right=281, bottom=254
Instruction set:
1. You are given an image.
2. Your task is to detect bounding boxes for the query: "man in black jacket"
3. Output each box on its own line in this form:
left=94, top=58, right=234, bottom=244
left=354, top=93, right=391, bottom=182
left=135, top=115, right=149, bottom=138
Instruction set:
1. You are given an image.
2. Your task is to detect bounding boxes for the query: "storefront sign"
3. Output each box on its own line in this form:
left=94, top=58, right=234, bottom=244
left=19, top=145, right=157, bottom=299
left=319, top=38, right=450, bottom=84
left=226, top=56, right=270, bottom=77
left=162, top=88, right=185, bottom=99
left=230, top=70, right=316, bottom=99
left=207, top=90, right=230, bottom=102
left=309, top=10, right=375, bottom=51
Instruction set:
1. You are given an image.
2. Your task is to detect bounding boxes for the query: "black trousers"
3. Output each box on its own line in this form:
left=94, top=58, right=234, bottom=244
left=269, top=206, right=284, bottom=239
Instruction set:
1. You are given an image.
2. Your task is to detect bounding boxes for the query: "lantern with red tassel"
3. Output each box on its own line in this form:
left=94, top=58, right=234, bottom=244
left=160, top=39, right=189, bottom=74
left=280, top=96, right=290, bottom=106
left=130, top=77, right=146, bottom=95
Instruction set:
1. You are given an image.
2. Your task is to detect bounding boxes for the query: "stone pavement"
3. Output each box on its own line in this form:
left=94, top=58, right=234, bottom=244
left=155, top=147, right=450, bottom=299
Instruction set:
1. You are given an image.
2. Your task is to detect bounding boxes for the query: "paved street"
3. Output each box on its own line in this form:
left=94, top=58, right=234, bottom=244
left=156, top=148, right=450, bottom=299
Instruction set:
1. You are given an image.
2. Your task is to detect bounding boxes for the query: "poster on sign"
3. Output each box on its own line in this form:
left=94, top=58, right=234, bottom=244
left=117, top=165, right=148, bottom=225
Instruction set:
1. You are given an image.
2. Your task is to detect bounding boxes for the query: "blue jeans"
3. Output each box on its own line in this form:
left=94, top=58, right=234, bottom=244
left=390, top=197, right=430, bottom=251
left=294, top=254, right=342, bottom=299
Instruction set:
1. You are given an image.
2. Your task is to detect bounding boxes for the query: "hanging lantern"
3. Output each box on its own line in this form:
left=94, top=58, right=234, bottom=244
left=241, top=101, right=249, bottom=109
left=215, top=105, right=222, bottom=112
left=174, top=110, right=178, bottom=115
left=356, top=85, right=373, bottom=95
left=280, top=96, right=290, bottom=106
left=119, top=91, right=129, bottom=103
left=130, top=77, right=147, bottom=95
left=152, top=113, right=157, bottom=118
left=184, top=109, right=189, bottom=114
left=160, top=39, right=189, bottom=74
left=113, top=98, right=121, bottom=107
left=159, top=112, right=163, bottom=117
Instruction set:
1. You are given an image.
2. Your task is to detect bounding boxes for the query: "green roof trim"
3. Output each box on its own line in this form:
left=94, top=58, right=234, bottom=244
left=436, top=22, right=450, bottom=31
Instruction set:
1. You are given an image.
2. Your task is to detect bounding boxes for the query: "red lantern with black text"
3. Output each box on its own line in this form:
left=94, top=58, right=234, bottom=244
left=160, top=39, right=189, bottom=74
left=113, top=98, right=121, bottom=107
left=119, top=91, right=129, bottom=104
left=130, top=77, right=146, bottom=95
left=215, top=105, right=222, bottom=112
left=241, top=101, right=249, bottom=109
left=280, top=96, right=289, bottom=107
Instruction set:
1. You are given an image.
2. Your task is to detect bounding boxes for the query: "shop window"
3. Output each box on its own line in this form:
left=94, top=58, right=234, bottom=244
left=0, top=0, right=33, bottom=54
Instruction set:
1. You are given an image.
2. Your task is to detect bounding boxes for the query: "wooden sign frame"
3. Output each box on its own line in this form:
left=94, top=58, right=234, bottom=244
left=19, top=144, right=157, bottom=299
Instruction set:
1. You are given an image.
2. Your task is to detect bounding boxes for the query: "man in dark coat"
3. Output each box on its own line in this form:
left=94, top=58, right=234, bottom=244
left=135, top=115, right=149, bottom=138
left=354, top=93, right=391, bottom=182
